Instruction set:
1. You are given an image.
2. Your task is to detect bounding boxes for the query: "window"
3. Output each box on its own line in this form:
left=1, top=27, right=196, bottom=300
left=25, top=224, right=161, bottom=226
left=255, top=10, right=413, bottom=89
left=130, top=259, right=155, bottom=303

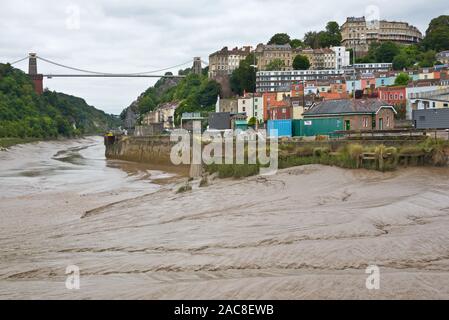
left=363, top=117, right=369, bottom=128
left=386, top=116, right=390, bottom=127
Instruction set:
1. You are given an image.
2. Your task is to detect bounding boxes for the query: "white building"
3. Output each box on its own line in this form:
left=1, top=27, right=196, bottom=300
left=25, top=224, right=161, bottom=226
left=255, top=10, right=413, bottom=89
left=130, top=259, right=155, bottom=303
left=331, top=46, right=351, bottom=70
left=237, top=93, right=264, bottom=122
left=256, top=69, right=345, bottom=93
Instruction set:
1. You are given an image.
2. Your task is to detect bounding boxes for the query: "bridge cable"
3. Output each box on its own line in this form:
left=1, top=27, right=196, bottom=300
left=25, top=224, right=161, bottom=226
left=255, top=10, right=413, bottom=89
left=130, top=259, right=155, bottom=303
left=9, top=57, right=28, bottom=65
left=37, top=56, right=113, bottom=75
left=36, top=56, right=193, bottom=76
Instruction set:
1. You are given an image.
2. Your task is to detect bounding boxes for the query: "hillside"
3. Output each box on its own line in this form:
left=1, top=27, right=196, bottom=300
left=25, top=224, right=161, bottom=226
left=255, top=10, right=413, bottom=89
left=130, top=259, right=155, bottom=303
left=0, top=63, right=121, bottom=139
left=120, top=70, right=220, bottom=128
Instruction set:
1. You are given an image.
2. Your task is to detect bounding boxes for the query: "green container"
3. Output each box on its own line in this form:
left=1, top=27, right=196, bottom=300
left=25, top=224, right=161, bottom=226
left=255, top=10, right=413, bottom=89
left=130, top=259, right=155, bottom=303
left=292, top=120, right=302, bottom=137
left=299, top=117, right=344, bottom=137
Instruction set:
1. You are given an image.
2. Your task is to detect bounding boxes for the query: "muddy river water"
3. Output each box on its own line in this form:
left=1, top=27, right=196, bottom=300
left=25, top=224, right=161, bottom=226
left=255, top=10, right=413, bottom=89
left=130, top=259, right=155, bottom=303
left=1, top=137, right=449, bottom=299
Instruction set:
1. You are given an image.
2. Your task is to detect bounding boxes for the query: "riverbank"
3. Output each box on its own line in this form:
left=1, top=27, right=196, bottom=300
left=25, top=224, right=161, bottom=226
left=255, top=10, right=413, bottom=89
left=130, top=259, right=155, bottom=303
left=1, top=161, right=449, bottom=299
left=106, top=136, right=449, bottom=180
left=0, top=137, right=42, bottom=149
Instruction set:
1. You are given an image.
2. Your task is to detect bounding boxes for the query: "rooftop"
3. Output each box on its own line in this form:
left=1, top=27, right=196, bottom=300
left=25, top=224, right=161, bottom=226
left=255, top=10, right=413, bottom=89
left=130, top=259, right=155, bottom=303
left=304, top=99, right=394, bottom=116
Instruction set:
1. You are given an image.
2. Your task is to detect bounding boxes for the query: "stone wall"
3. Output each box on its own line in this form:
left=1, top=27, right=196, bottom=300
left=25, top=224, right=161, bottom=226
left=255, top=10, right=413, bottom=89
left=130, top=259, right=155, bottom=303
left=105, top=135, right=176, bottom=166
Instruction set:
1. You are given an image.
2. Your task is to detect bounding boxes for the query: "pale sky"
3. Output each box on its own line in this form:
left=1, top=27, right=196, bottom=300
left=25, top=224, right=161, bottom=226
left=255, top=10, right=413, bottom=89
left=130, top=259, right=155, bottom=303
left=1, top=0, right=448, bottom=115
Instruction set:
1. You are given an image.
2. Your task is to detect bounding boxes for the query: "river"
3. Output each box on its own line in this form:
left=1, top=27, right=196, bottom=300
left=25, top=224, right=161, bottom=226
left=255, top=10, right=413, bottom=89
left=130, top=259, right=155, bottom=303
left=1, top=137, right=449, bottom=299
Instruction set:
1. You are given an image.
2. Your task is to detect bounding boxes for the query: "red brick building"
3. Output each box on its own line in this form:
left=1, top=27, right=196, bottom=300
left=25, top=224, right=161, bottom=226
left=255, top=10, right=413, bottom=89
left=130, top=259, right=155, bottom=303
left=262, top=92, right=292, bottom=120
left=378, top=86, right=406, bottom=105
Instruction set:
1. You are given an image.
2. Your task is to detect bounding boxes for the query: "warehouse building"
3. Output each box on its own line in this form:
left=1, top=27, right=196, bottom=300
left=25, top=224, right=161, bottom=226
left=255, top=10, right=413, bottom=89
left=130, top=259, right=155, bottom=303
left=300, top=99, right=396, bottom=136
left=413, top=108, right=449, bottom=129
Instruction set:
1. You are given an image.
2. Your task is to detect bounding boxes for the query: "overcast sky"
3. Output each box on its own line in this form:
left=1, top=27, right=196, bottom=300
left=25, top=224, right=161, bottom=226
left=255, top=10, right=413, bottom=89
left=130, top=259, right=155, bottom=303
left=1, top=0, right=448, bottom=114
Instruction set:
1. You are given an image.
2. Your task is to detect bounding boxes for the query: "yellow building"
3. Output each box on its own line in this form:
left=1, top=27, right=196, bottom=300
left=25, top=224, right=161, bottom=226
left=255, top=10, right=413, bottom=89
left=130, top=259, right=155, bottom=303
left=255, top=43, right=292, bottom=71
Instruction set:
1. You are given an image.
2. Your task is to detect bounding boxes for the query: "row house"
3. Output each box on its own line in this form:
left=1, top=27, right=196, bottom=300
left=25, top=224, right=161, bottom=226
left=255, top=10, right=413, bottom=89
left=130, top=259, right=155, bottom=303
left=141, top=102, right=179, bottom=129
left=378, top=86, right=407, bottom=106
left=255, top=43, right=293, bottom=71
left=237, top=93, right=264, bottom=122
left=208, top=46, right=252, bottom=79
left=296, top=48, right=336, bottom=70
left=341, top=16, right=422, bottom=56
left=436, top=51, right=449, bottom=65
left=262, top=92, right=292, bottom=121
left=294, top=46, right=350, bottom=70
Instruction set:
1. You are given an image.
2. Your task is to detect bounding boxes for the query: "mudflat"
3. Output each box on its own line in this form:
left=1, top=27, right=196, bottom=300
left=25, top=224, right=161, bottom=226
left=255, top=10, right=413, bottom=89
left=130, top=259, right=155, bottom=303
left=1, top=140, right=449, bottom=299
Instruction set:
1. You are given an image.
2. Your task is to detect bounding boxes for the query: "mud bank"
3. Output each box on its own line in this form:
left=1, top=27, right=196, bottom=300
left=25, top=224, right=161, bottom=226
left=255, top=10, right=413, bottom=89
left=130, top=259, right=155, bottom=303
left=1, top=162, right=449, bottom=299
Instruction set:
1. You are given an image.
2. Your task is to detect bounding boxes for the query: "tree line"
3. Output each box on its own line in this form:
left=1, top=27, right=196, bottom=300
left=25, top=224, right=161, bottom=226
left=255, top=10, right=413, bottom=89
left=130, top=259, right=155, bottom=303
left=0, top=63, right=120, bottom=139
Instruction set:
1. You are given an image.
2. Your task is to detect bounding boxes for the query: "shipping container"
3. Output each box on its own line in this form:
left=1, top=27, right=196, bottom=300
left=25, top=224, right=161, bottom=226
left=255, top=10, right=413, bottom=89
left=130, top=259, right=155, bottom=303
left=300, top=117, right=344, bottom=137
left=267, top=119, right=292, bottom=138
left=292, top=120, right=302, bottom=137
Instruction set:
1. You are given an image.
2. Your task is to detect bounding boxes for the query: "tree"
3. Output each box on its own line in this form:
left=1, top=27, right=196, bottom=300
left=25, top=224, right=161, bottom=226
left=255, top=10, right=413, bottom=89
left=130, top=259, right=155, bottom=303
left=248, top=117, right=257, bottom=127
left=290, top=38, right=304, bottom=49
left=265, top=59, right=285, bottom=71
left=304, top=22, right=342, bottom=49
left=392, top=54, right=410, bottom=70
left=374, top=41, right=400, bottom=63
left=304, top=31, right=320, bottom=49
left=394, top=73, right=411, bottom=86
left=268, top=33, right=291, bottom=45
left=323, top=21, right=342, bottom=47
left=230, top=53, right=257, bottom=96
left=418, top=50, right=437, bottom=67
left=422, top=15, right=449, bottom=52
left=293, top=55, right=310, bottom=70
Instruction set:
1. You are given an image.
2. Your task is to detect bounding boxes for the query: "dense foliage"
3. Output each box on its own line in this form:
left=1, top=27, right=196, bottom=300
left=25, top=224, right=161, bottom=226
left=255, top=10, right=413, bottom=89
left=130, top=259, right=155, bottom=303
left=394, top=73, right=412, bottom=86
left=124, top=69, right=220, bottom=126
left=293, top=55, right=311, bottom=70
left=0, top=63, right=120, bottom=138
left=265, top=59, right=286, bottom=71
left=230, top=53, right=257, bottom=96
left=359, top=41, right=437, bottom=69
left=303, top=22, right=342, bottom=49
left=173, top=74, right=221, bottom=125
left=422, top=15, right=449, bottom=52
left=267, top=33, right=291, bottom=45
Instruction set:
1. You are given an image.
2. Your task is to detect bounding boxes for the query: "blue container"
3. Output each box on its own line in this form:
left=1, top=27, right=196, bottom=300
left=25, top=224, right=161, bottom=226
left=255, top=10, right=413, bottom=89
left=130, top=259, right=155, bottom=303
left=267, top=120, right=292, bottom=138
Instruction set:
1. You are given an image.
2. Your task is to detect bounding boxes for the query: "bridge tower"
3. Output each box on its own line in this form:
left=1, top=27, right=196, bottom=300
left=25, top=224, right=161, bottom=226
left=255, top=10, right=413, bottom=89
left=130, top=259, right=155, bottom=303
left=28, top=53, right=44, bottom=95
left=192, top=57, right=202, bottom=75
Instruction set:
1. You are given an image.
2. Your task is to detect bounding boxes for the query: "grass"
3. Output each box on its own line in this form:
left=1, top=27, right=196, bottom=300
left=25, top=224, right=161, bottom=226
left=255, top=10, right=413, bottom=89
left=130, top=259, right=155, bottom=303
left=176, top=184, right=192, bottom=194
left=279, top=138, right=448, bottom=172
left=206, top=163, right=260, bottom=179
left=204, top=138, right=449, bottom=178
left=0, top=137, right=41, bottom=149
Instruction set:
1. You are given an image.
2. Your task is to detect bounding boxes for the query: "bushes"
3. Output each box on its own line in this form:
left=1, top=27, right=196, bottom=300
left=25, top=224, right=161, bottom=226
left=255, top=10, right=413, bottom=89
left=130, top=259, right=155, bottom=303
left=206, top=139, right=448, bottom=178
left=176, top=184, right=192, bottom=194
left=206, top=163, right=260, bottom=179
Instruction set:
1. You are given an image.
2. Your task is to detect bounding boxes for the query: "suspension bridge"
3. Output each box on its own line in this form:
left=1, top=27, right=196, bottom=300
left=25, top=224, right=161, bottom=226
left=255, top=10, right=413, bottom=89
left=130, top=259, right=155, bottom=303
left=8, top=53, right=208, bottom=94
